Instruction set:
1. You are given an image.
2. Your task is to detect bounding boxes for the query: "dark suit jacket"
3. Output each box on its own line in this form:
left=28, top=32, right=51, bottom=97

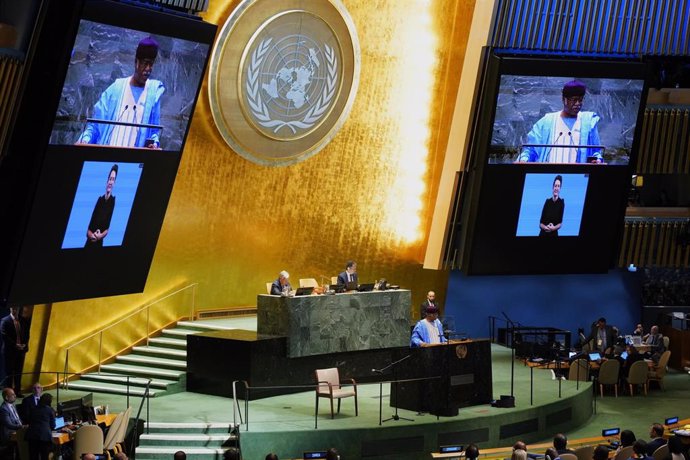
left=337, top=271, right=358, bottom=287
left=645, top=438, right=667, bottom=456
left=270, top=278, right=291, bottom=296
left=21, top=395, right=40, bottom=422
left=25, top=404, right=55, bottom=442
left=586, top=324, right=616, bottom=353
left=0, top=402, right=23, bottom=442
left=0, top=314, right=29, bottom=356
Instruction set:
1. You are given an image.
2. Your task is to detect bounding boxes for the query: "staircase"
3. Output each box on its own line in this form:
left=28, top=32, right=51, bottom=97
left=66, top=320, right=235, bottom=397
left=135, top=422, right=237, bottom=460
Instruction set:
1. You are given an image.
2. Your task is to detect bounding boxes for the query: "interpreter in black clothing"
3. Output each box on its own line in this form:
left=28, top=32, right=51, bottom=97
left=619, top=344, right=645, bottom=378
left=85, top=164, right=117, bottom=247
left=539, top=175, right=564, bottom=237
left=25, top=393, right=55, bottom=460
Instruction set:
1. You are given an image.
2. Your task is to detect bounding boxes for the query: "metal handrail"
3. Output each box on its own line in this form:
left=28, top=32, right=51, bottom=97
left=63, top=283, right=198, bottom=382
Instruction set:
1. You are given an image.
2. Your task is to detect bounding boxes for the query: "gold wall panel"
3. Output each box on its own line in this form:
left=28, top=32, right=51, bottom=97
left=34, top=0, right=476, bottom=377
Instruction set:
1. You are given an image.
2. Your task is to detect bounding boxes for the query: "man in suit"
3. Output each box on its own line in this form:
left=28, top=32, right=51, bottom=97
left=337, top=261, right=358, bottom=288
left=420, top=291, right=440, bottom=319
left=25, top=393, right=55, bottom=460
left=645, top=423, right=667, bottom=456
left=585, top=317, right=616, bottom=355
left=1, top=306, right=29, bottom=395
left=0, top=387, right=25, bottom=457
left=270, top=271, right=292, bottom=296
left=21, top=382, right=42, bottom=422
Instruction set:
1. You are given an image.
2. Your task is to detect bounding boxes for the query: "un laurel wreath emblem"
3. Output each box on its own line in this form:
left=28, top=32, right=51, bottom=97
left=208, top=0, right=360, bottom=166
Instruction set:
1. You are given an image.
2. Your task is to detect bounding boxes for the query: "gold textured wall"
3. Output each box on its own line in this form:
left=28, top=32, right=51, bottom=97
left=32, top=0, right=478, bottom=382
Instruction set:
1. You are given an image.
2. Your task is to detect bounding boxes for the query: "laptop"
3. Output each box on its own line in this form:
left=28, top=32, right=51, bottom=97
left=631, top=336, right=642, bottom=346
left=356, top=283, right=375, bottom=292
left=345, top=281, right=358, bottom=291
left=331, top=283, right=345, bottom=293
left=620, top=351, right=628, bottom=360
left=294, top=287, right=314, bottom=296
left=54, top=416, right=66, bottom=430
left=588, top=352, right=602, bottom=361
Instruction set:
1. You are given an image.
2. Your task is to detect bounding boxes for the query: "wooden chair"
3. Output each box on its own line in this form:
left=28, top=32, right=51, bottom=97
left=560, top=454, right=578, bottom=460
left=73, top=424, right=105, bottom=460
left=648, top=350, right=671, bottom=390
left=626, top=360, right=648, bottom=396
left=299, top=278, right=319, bottom=288
left=568, top=359, right=589, bottom=381
left=598, top=359, right=620, bottom=397
left=103, top=407, right=131, bottom=455
left=652, top=444, right=669, bottom=460
left=662, top=336, right=669, bottom=350
left=331, top=276, right=339, bottom=285
left=574, top=445, right=595, bottom=460
left=315, top=367, right=358, bottom=419
left=614, top=446, right=634, bottom=460
left=266, top=282, right=272, bottom=294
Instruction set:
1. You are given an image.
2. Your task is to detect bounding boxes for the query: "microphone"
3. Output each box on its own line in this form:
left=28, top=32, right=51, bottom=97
left=554, top=131, right=564, bottom=144
left=126, top=105, right=139, bottom=146
left=371, top=368, right=382, bottom=374
left=116, top=104, right=129, bottom=122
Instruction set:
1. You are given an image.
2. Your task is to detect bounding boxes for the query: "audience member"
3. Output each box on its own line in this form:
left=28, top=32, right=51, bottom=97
left=512, top=449, right=527, bottom=460
left=643, top=326, right=665, bottom=356
left=633, top=324, right=644, bottom=336
left=593, top=446, right=610, bottom=460
left=113, top=454, right=129, bottom=460
left=82, top=455, right=97, bottom=460
left=631, top=440, right=652, bottom=460
left=553, top=433, right=575, bottom=455
left=174, top=451, right=187, bottom=460
left=645, top=423, right=667, bottom=456
left=618, top=430, right=637, bottom=453
left=326, top=448, right=340, bottom=460
left=224, top=447, right=241, bottom=460
left=513, top=441, right=527, bottom=452
left=545, top=448, right=560, bottom=460
left=620, top=344, right=645, bottom=378
left=667, top=436, right=688, bottom=460
left=466, top=444, right=480, bottom=460
left=265, top=454, right=279, bottom=460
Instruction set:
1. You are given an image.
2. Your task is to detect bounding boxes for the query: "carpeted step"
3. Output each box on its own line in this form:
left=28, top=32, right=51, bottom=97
left=79, top=373, right=177, bottom=389
left=132, top=345, right=187, bottom=359
left=148, top=336, right=187, bottom=350
left=145, top=422, right=235, bottom=434
left=65, top=380, right=162, bottom=397
left=100, top=363, right=184, bottom=380
left=116, top=354, right=186, bottom=370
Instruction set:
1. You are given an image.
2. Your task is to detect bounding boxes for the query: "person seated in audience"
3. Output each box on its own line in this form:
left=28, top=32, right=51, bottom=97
left=645, top=423, right=667, bottom=456
left=326, top=448, right=340, bottom=460
left=619, top=344, right=645, bottom=378
left=585, top=317, right=617, bottom=356
left=174, top=452, right=187, bottom=460
left=643, top=326, right=666, bottom=357
left=633, top=324, right=644, bottom=336
left=630, top=440, right=652, bottom=460
left=224, top=447, right=241, bottom=460
left=594, top=446, right=611, bottom=460
left=553, top=433, right=575, bottom=455
left=667, top=436, right=688, bottom=460
left=466, top=444, right=480, bottom=460
left=545, top=448, right=560, bottom=460
left=265, top=454, right=279, bottom=460
left=82, top=455, right=97, bottom=460
left=512, top=449, right=528, bottom=460
left=617, top=430, right=637, bottom=454
left=113, top=453, right=128, bottom=460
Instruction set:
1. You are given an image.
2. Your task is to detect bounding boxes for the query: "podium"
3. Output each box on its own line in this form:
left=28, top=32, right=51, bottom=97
left=390, top=339, right=492, bottom=416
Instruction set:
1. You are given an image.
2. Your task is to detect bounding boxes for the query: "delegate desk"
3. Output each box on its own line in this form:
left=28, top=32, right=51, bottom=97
left=390, top=339, right=492, bottom=416
left=257, top=289, right=412, bottom=357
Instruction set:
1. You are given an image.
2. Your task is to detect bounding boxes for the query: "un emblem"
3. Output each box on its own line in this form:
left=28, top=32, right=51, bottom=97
left=209, top=0, right=360, bottom=166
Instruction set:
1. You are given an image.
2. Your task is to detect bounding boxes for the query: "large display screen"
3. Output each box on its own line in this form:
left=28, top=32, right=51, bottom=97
left=490, top=75, right=644, bottom=165
left=6, top=0, right=216, bottom=304
left=460, top=53, right=649, bottom=275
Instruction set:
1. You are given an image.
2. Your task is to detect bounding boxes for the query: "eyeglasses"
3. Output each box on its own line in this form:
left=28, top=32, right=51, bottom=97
left=565, top=96, right=584, bottom=104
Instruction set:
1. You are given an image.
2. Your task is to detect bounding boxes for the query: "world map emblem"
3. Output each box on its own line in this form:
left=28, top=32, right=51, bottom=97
left=208, top=0, right=360, bottom=166
left=245, top=36, right=338, bottom=139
